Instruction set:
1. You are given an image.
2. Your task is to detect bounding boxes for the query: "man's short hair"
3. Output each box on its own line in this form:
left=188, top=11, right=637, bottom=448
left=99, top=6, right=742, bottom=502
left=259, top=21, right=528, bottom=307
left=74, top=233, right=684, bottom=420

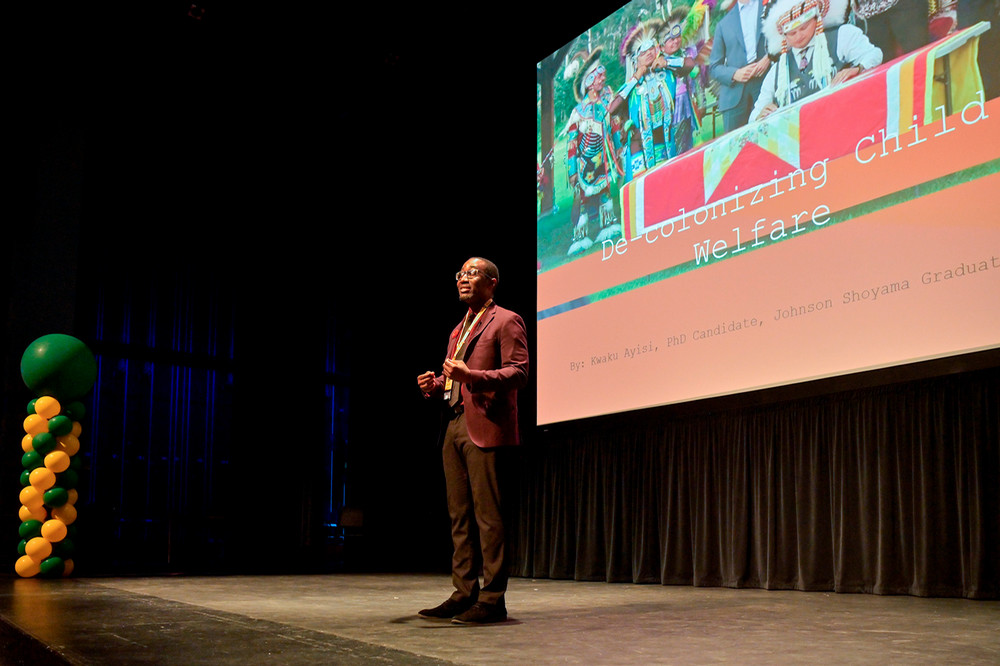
left=470, top=257, right=499, bottom=282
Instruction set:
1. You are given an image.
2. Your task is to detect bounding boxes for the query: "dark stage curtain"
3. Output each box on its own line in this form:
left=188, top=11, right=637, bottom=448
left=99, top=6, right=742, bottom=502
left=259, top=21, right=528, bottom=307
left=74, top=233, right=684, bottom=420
left=509, top=367, right=1000, bottom=599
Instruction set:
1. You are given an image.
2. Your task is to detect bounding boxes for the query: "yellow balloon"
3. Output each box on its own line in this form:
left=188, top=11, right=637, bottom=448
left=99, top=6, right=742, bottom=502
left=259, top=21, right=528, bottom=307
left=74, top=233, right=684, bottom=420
left=71, top=421, right=83, bottom=437
left=22, top=434, right=34, bottom=453
left=57, top=434, right=81, bottom=456
left=44, top=450, right=71, bottom=474
left=29, top=467, right=57, bottom=491
left=25, top=537, right=52, bottom=561
left=41, top=519, right=68, bottom=543
left=52, top=504, right=77, bottom=526
left=23, top=414, right=48, bottom=435
left=62, top=559, right=75, bottom=577
left=15, top=555, right=41, bottom=578
left=66, top=489, right=79, bottom=506
left=34, top=396, right=62, bottom=420
left=19, top=485, right=44, bottom=510
left=19, top=504, right=47, bottom=523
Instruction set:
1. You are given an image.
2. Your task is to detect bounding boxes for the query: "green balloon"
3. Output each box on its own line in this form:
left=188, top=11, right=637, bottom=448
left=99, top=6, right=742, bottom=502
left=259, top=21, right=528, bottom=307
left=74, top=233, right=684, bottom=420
left=44, top=487, right=69, bottom=508
left=19, top=520, right=43, bottom=540
left=65, top=401, right=87, bottom=420
left=17, top=540, right=27, bottom=556
left=48, top=415, right=73, bottom=436
left=32, top=432, right=58, bottom=455
left=20, top=334, right=97, bottom=401
left=27, top=399, right=37, bottom=415
left=53, top=539, right=75, bottom=558
left=20, top=469, right=31, bottom=486
left=57, top=468, right=79, bottom=490
left=39, top=556, right=65, bottom=578
left=21, top=450, right=43, bottom=470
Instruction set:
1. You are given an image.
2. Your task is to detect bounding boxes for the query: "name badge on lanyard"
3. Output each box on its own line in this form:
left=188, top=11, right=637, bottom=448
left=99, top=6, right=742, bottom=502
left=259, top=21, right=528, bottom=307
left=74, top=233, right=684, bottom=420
left=444, top=302, right=490, bottom=400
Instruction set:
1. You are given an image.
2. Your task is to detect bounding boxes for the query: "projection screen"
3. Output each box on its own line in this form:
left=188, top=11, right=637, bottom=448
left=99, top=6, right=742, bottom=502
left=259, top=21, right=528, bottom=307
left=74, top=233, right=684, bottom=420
left=536, top=0, right=999, bottom=425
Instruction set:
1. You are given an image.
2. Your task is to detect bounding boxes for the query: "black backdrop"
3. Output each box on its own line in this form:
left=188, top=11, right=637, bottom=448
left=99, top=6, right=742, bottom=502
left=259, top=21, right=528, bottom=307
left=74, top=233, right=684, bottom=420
left=5, top=3, right=545, bottom=575
left=4, top=3, right=998, bottom=598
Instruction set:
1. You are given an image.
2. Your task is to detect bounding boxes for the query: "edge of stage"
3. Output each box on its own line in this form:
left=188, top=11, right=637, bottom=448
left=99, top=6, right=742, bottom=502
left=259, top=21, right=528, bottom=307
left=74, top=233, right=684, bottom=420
left=2, top=573, right=999, bottom=665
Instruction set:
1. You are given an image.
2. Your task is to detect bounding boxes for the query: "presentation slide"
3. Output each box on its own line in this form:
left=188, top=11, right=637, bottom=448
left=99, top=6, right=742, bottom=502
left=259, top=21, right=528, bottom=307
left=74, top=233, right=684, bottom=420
left=536, top=0, right=999, bottom=425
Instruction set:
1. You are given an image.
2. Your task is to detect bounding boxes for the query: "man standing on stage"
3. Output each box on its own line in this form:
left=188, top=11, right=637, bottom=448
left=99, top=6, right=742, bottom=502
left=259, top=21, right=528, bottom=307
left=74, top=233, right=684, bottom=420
left=709, top=0, right=772, bottom=132
left=416, top=257, right=529, bottom=624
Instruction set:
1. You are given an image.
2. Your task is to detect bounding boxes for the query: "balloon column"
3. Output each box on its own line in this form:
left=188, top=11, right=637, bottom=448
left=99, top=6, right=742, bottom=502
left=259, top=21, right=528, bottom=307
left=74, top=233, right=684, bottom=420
left=15, top=334, right=97, bottom=578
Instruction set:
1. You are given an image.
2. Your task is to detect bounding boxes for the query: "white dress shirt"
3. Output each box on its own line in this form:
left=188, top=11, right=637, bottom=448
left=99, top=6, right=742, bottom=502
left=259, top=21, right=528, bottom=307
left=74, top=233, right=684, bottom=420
left=738, top=0, right=762, bottom=65
left=749, top=24, right=884, bottom=122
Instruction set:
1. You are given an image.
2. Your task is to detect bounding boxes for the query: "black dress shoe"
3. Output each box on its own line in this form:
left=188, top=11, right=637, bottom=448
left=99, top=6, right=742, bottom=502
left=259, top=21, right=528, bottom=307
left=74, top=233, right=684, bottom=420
left=417, top=597, right=475, bottom=619
left=451, top=601, right=508, bottom=624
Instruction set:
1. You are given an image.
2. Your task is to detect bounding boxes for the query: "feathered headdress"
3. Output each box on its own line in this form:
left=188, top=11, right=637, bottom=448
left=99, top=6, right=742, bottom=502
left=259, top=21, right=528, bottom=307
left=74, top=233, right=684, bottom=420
left=620, top=21, right=660, bottom=80
left=659, top=0, right=713, bottom=48
left=573, top=48, right=605, bottom=102
left=761, top=0, right=850, bottom=56
left=761, top=0, right=850, bottom=107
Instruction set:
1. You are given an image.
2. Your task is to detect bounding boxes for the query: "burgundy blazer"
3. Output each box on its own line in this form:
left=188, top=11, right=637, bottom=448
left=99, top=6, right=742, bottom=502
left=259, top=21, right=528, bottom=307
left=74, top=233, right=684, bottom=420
left=430, top=302, right=529, bottom=448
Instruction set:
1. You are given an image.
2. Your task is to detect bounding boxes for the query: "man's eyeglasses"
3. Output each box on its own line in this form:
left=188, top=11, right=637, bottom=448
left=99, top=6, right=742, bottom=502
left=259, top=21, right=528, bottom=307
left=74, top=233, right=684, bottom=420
left=456, top=268, right=492, bottom=281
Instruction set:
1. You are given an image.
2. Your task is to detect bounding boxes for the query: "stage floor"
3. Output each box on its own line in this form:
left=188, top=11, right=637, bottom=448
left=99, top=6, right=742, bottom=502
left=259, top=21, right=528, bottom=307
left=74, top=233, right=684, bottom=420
left=1, top=573, right=998, bottom=664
